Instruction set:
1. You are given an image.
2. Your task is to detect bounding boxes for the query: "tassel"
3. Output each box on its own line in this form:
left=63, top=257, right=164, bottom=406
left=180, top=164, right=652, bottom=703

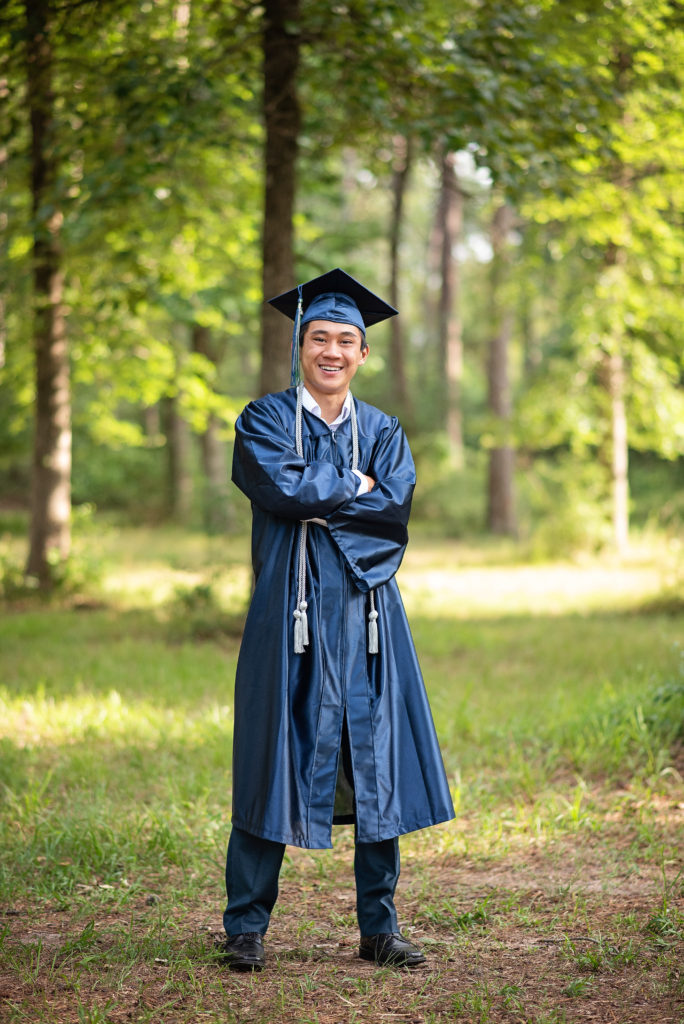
left=299, top=600, right=309, bottom=647
left=293, top=601, right=309, bottom=653
left=293, top=608, right=304, bottom=654
left=290, top=287, right=303, bottom=387
left=368, top=608, right=379, bottom=654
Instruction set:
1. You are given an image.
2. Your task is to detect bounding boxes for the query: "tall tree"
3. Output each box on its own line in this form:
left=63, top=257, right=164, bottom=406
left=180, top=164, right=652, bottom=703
left=599, top=50, right=631, bottom=553
left=518, top=3, right=684, bottom=548
left=387, top=134, right=412, bottom=424
left=191, top=323, right=230, bottom=532
left=259, top=0, right=300, bottom=396
left=438, top=151, right=465, bottom=467
left=24, top=0, right=71, bottom=585
left=486, top=202, right=516, bottom=536
left=163, top=387, right=193, bottom=523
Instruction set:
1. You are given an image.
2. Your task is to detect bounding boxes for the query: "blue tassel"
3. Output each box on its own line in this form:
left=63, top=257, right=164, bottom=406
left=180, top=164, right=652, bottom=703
left=290, top=285, right=303, bottom=387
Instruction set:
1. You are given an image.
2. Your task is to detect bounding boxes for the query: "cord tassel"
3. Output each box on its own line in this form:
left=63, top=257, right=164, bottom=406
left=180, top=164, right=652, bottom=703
left=290, top=287, right=303, bottom=387
left=299, top=600, right=309, bottom=648
left=292, top=383, right=367, bottom=654
left=293, top=608, right=304, bottom=654
left=293, top=504, right=309, bottom=655
left=368, top=590, right=379, bottom=654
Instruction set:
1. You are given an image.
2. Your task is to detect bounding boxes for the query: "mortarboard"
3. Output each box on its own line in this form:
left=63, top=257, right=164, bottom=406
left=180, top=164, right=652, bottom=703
left=268, top=268, right=398, bottom=386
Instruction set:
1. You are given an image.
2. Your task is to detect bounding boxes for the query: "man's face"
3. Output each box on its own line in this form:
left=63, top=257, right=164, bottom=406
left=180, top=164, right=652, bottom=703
left=299, top=319, right=368, bottom=400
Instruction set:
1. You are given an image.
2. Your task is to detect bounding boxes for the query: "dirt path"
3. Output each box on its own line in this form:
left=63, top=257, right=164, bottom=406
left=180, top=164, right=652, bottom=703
left=1, top=835, right=682, bottom=1023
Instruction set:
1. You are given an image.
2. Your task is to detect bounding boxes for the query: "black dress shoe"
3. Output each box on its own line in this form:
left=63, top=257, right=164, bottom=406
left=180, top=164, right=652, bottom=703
left=221, top=932, right=265, bottom=971
left=359, top=931, right=426, bottom=968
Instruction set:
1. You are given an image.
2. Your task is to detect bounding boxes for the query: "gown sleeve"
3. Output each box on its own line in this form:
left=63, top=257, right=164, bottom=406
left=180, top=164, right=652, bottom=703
left=327, top=415, right=415, bottom=592
left=232, top=398, right=360, bottom=520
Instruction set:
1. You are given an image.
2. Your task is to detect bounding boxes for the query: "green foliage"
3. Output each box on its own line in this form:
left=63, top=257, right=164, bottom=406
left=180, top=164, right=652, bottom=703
left=0, top=508, right=103, bottom=602
left=2, top=0, right=682, bottom=554
left=410, top=439, right=488, bottom=537
left=0, top=551, right=38, bottom=602
left=517, top=453, right=614, bottom=557
left=421, top=895, right=491, bottom=931
left=562, top=936, right=639, bottom=974
left=167, top=579, right=246, bottom=643
left=553, top=679, right=684, bottom=780
left=72, top=435, right=167, bottom=514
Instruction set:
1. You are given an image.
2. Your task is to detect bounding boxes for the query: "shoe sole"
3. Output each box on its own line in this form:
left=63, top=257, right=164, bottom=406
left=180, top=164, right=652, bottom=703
left=226, top=958, right=265, bottom=971
left=358, top=949, right=426, bottom=968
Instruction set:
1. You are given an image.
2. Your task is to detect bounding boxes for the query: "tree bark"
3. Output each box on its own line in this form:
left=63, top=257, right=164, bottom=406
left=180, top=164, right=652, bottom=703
left=143, top=405, right=160, bottom=437
left=0, top=142, right=7, bottom=371
left=163, top=393, right=193, bottom=523
left=605, top=349, right=629, bottom=553
left=259, top=0, right=300, bottom=397
left=600, top=243, right=630, bottom=552
left=24, top=0, right=71, bottom=586
left=486, top=203, right=517, bottom=536
left=191, top=323, right=230, bottom=532
left=387, top=134, right=412, bottom=425
left=439, top=152, right=464, bottom=467
left=600, top=49, right=632, bottom=553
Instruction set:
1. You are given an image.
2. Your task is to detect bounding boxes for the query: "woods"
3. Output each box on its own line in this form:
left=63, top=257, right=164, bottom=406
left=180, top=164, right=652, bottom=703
left=1, top=0, right=682, bottom=587
left=1, top=4, right=682, bottom=1019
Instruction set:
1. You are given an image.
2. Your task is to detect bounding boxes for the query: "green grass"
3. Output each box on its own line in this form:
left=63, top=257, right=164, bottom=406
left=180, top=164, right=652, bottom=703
left=0, top=522, right=682, bottom=1022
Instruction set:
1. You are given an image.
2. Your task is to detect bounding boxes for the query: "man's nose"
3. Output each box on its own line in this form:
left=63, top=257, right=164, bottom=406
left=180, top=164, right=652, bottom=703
left=322, top=340, right=344, bottom=358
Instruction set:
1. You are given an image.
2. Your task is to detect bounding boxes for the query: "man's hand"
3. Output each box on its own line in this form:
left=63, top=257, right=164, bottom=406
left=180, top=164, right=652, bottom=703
left=362, top=474, right=375, bottom=491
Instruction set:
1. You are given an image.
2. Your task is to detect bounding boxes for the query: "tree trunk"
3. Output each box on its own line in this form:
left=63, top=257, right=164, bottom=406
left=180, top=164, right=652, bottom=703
left=601, top=49, right=632, bottom=553
left=163, top=389, right=193, bottom=524
left=605, top=349, right=629, bottom=552
left=191, top=323, right=230, bottom=532
left=599, top=241, right=630, bottom=552
left=143, top=405, right=160, bottom=437
left=259, top=0, right=300, bottom=397
left=388, top=134, right=412, bottom=425
left=24, top=0, right=71, bottom=586
left=424, top=165, right=445, bottom=410
left=486, top=203, right=516, bottom=536
left=439, top=152, right=465, bottom=467
left=0, top=142, right=7, bottom=370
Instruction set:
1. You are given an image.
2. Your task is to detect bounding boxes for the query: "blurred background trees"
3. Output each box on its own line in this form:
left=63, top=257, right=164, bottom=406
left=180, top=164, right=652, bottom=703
left=1, top=0, right=682, bottom=587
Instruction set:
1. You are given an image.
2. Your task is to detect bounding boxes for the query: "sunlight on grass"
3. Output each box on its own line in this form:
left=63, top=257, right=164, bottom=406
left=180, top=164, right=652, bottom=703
left=0, top=685, right=233, bottom=748
left=399, top=559, right=668, bottom=618
left=101, top=563, right=252, bottom=608
left=1, top=525, right=681, bottom=906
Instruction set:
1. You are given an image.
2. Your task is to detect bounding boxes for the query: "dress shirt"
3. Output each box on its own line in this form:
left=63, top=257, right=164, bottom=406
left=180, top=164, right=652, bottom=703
left=301, top=387, right=368, bottom=495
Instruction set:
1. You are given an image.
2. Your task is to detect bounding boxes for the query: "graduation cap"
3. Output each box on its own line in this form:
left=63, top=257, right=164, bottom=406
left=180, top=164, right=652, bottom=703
left=268, top=268, right=398, bottom=386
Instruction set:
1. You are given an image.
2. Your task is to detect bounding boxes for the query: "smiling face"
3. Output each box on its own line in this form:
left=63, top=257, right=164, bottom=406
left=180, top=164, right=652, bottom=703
left=299, top=319, right=368, bottom=405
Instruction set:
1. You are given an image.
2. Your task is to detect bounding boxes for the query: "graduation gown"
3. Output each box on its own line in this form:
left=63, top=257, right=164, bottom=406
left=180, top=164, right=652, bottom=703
left=231, top=387, right=454, bottom=849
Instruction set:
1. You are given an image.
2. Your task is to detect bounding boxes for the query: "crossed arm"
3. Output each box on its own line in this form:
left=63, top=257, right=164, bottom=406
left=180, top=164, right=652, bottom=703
left=232, top=399, right=415, bottom=590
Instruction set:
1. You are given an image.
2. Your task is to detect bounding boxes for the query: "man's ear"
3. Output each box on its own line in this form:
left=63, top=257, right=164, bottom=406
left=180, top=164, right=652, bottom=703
left=360, top=342, right=370, bottom=365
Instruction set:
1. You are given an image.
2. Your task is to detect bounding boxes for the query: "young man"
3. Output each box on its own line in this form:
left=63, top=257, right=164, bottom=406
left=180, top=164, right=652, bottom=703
left=223, top=269, right=454, bottom=970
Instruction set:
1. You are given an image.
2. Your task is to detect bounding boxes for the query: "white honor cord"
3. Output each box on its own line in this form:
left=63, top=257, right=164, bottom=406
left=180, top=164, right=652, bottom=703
left=293, top=384, right=309, bottom=653
left=293, top=384, right=378, bottom=655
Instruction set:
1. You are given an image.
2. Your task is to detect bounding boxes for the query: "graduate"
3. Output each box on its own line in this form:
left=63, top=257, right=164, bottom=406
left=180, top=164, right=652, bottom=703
left=222, top=269, right=454, bottom=970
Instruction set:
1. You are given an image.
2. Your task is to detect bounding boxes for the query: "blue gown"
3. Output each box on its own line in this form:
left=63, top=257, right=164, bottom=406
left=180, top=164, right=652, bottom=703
left=231, top=387, right=454, bottom=849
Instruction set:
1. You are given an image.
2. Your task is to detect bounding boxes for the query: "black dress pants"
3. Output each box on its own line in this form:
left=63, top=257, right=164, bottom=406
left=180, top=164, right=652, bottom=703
left=223, top=826, right=400, bottom=937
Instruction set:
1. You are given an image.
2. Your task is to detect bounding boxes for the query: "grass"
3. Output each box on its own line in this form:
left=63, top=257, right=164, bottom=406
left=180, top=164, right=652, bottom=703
left=0, top=520, right=682, bottom=1022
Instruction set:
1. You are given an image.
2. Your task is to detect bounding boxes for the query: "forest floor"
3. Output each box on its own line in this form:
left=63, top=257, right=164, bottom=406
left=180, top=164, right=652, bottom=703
left=0, top=525, right=682, bottom=1023
left=1, top=817, right=682, bottom=1024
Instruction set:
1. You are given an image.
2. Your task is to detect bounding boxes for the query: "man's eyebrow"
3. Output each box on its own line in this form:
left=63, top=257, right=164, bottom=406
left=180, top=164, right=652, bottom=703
left=310, top=328, right=359, bottom=336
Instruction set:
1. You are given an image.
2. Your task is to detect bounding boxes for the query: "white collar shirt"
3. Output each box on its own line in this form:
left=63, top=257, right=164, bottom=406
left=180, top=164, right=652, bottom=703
left=299, top=386, right=367, bottom=498
left=301, top=386, right=352, bottom=430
